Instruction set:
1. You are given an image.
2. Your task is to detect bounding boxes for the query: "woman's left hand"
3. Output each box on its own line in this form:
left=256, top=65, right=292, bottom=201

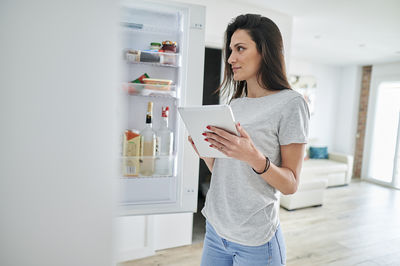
left=203, top=123, right=263, bottom=164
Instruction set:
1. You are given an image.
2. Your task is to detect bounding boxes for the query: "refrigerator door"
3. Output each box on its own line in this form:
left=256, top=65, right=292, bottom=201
left=118, top=0, right=205, bottom=216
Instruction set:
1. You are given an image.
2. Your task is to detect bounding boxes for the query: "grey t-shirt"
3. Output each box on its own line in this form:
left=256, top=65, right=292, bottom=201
left=201, top=89, right=310, bottom=246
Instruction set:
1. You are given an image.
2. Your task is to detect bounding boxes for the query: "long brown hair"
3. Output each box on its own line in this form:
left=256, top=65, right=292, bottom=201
left=216, top=14, right=291, bottom=102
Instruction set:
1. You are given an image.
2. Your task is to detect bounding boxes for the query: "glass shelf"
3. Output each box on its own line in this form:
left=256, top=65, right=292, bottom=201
left=122, top=83, right=177, bottom=98
left=128, top=61, right=180, bottom=68
left=125, top=50, right=181, bottom=68
left=120, top=22, right=182, bottom=35
left=121, top=155, right=175, bottom=178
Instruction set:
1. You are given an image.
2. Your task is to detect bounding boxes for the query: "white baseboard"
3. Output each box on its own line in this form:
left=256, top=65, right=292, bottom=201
left=362, top=177, right=400, bottom=190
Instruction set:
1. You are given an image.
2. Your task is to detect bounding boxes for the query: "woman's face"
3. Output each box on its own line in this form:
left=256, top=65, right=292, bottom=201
left=228, top=29, right=262, bottom=81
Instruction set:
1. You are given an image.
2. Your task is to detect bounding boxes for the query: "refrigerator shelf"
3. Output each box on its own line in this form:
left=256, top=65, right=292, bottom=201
left=120, top=174, right=174, bottom=179
left=123, top=82, right=176, bottom=91
left=131, top=92, right=178, bottom=99
left=125, top=50, right=181, bottom=68
left=132, top=90, right=177, bottom=98
left=128, top=60, right=180, bottom=68
left=121, top=22, right=183, bottom=35
left=122, top=84, right=177, bottom=98
left=121, top=155, right=176, bottom=178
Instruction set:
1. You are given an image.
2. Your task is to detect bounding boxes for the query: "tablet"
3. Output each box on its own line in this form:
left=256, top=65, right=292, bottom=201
left=178, top=105, right=239, bottom=158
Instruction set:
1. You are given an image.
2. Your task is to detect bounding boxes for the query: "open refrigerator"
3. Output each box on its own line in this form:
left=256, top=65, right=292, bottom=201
left=118, top=0, right=205, bottom=216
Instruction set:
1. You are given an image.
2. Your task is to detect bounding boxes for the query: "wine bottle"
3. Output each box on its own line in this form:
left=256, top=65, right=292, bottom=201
left=139, top=102, right=156, bottom=176
left=155, top=106, right=174, bottom=176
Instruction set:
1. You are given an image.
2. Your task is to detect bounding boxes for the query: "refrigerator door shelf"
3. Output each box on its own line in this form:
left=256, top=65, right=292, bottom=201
left=121, top=155, right=176, bottom=178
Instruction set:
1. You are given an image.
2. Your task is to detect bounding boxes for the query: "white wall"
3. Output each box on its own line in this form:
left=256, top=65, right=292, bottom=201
left=289, top=59, right=343, bottom=148
left=174, top=0, right=293, bottom=63
left=334, top=66, right=362, bottom=155
left=289, top=59, right=364, bottom=156
left=0, top=1, right=117, bottom=265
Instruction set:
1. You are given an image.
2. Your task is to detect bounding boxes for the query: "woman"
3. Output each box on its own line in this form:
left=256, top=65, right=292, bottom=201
left=188, top=14, right=309, bottom=266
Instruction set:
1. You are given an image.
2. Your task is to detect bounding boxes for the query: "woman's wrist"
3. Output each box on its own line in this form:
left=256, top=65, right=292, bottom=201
left=249, top=149, right=267, bottom=173
left=252, top=156, right=270, bottom=175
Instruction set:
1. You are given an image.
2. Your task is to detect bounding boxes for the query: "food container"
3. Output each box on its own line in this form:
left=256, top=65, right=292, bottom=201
left=160, top=40, right=178, bottom=65
left=123, top=83, right=145, bottom=94
left=140, top=50, right=160, bottom=63
left=160, top=53, right=177, bottom=65
left=142, top=78, right=173, bottom=91
left=125, top=49, right=141, bottom=62
left=131, top=73, right=150, bottom=83
left=122, top=130, right=143, bottom=177
left=150, top=42, right=161, bottom=51
left=161, top=40, right=177, bottom=53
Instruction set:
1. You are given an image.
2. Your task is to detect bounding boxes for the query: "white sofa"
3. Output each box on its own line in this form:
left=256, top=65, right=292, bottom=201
left=280, top=152, right=354, bottom=210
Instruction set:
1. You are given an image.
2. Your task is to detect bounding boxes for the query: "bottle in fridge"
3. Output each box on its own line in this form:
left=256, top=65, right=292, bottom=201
left=139, top=101, right=156, bottom=176
left=155, top=106, right=174, bottom=176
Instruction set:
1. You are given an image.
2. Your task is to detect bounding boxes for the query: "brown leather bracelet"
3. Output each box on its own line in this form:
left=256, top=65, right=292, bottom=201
left=252, top=156, right=270, bottom=174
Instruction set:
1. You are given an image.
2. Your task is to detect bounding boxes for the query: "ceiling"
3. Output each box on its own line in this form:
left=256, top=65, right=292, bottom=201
left=237, top=0, right=400, bottom=66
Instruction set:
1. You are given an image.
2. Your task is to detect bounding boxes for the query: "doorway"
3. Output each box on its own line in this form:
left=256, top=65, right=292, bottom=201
left=363, top=81, right=400, bottom=189
left=192, top=47, right=222, bottom=244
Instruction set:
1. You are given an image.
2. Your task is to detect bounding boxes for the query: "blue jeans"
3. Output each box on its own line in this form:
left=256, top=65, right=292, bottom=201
left=201, top=220, right=286, bottom=266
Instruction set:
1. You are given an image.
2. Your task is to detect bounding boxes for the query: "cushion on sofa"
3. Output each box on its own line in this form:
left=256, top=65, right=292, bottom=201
left=309, top=146, right=328, bottom=159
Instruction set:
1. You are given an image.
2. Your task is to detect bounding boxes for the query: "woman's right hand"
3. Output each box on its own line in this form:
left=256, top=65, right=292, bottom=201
left=188, top=136, right=202, bottom=159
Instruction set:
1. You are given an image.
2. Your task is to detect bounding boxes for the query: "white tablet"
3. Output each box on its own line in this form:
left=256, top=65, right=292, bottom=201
left=178, top=105, right=239, bottom=158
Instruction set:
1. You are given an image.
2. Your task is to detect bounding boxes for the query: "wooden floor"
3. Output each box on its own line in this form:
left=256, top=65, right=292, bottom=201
left=119, top=180, right=400, bottom=266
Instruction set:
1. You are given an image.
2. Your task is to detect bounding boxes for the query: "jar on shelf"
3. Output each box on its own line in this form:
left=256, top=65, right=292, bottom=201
left=161, top=40, right=177, bottom=53
left=150, top=42, right=161, bottom=51
left=160, top=40, right=177, bottom=65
